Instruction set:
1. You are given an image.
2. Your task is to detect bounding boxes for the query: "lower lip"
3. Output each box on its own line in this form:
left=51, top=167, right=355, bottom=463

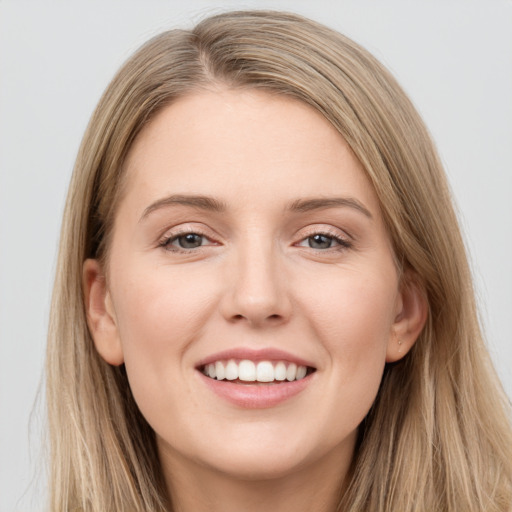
left=199, top=372, right=313, bottom=409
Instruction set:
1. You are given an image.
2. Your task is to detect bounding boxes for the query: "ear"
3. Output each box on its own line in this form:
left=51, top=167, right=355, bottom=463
left=386, top=270, right=428, bottom=363
left=83, top=259, right=124, bottom=366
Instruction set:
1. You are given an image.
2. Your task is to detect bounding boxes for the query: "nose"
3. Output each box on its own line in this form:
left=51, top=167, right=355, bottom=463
left=220, top=242, right=292, bottom=328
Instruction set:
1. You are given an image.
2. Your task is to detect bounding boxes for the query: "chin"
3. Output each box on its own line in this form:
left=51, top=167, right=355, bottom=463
left=202, top=448, right=314, bottom=482
left=191, top=424, right=352, bottom=483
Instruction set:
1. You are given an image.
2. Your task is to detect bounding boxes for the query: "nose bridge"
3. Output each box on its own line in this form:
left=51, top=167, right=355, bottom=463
left=223, top=234, right=291, bottom=326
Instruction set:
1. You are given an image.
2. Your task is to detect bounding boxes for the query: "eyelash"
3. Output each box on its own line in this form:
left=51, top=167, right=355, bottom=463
left=158, top=229, right=216, bottom=254
left=296, top=230, right=352, bottom=251
left=158, top=228, right=353, bottom=254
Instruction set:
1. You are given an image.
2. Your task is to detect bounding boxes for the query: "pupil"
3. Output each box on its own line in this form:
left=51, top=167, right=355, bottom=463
left=309, top=234, right=331, bottom=249
left=179, top=233, right=202, bottom=248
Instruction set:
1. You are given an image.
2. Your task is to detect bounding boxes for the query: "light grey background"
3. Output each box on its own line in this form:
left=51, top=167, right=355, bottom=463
left=1, top=1, right=511, bottom=510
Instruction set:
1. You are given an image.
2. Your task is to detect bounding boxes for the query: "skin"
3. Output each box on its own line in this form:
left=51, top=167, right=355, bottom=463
left=84, top=89, right=426, bottom=512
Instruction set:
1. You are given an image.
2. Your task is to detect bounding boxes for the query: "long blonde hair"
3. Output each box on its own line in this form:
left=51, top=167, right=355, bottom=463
left=47, top=10, right=512, bottom=511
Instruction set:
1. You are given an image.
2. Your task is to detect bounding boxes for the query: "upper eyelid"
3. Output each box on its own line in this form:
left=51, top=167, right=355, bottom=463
left=158, top=223, right=216, bottom=240
left=156, top=223, right=354, bottom=245
left=295, top=224, right=354, bottom=241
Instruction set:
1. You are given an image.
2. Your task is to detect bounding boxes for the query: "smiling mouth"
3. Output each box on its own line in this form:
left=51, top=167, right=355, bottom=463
left=199, top=359, right=316, bottom=383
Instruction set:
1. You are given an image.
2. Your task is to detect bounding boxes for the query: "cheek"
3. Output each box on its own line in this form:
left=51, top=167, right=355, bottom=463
left=109, top=262, right=219, bottom=404
left=302, top=265, right=397, bottom=345
left=300, top=269, right=397, bottom=416
left=113, top=260, right=217, bottom=341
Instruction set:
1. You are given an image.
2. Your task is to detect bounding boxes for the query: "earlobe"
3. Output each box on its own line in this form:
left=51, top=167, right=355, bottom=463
left=83, top=259, right=124, bottom=366
left=386, top=271, right=428, bottom=363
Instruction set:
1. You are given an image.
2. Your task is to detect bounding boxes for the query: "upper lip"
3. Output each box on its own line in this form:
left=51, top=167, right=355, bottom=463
left=196, top=347, right=316, bottom=369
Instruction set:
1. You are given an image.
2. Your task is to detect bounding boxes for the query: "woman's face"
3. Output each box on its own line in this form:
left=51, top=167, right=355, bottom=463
left=86, top=89, right=422, bottom=483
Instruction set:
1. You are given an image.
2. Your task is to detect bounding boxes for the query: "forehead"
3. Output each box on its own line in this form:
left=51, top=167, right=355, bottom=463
left=121, top=89, right=380, bottom=216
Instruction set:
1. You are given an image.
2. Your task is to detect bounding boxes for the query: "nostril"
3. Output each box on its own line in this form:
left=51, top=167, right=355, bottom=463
left=230, top=313, right=283, bottom=324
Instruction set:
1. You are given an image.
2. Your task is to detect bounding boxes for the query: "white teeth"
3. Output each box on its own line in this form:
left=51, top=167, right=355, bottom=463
left=239, top=360, right=256, bottom=381
left=215, top=361, right=225, bottom=380
left=256, top=361, right=274, bottom=382
left=225, top=359, right=238, bottom=380
left=202, top=359, right=310, bottom=383
left=296, top=365, right=307, bottom=380
left=286, top=363, right=297, bottom=382
left=274, top=362, right=287, bottom=381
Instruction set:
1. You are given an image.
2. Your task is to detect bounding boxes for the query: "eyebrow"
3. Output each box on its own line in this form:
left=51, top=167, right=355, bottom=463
left=139, top=194, right=372, bottom=222
left=288, top=197, right=373, bottom=218
left=139, top=194, right=227, bottom=222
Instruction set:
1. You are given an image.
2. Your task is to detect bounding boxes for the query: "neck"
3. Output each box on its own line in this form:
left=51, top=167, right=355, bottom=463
left=159, top=436, right=355, bottom=512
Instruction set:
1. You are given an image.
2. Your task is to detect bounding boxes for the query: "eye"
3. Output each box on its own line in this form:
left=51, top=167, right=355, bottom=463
left=160, top=231, right=215, bottom=252
left=296, top=232, right=352, bottom=250
left=307, top=234, right=336, bottom=249
left=174, top=233, right=205, bottom=249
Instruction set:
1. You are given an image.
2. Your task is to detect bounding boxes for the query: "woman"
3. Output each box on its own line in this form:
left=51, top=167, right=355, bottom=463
left=46, top=10, right=512, bottom=511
